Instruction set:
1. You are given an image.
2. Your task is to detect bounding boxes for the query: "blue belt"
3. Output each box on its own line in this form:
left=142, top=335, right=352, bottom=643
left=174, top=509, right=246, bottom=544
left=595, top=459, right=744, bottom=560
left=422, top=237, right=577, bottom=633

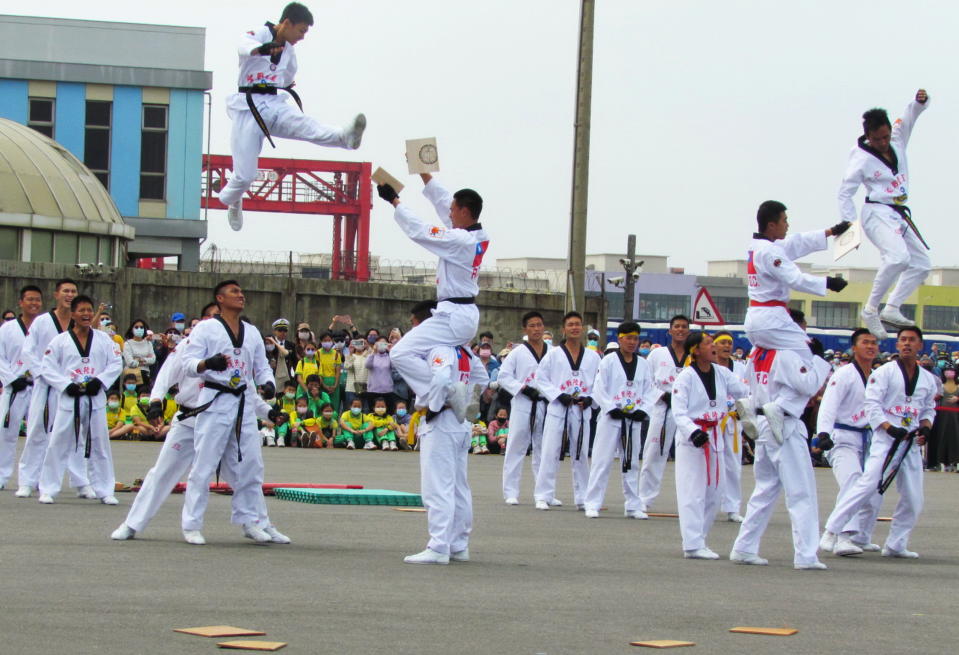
left=835, top=422, right=872, bottom=468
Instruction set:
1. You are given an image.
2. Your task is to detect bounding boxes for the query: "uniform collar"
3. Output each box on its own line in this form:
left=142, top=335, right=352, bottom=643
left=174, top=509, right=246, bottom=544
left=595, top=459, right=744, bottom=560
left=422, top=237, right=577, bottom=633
left=857, top=135, right=899, bottom=175
left=465, top=222, right=483, bottom=232
left=752, top=232, right=774, bottom=242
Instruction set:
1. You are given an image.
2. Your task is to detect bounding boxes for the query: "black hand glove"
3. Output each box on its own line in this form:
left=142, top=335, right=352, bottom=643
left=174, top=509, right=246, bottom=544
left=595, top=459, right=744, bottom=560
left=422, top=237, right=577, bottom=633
left=84, top=378, right=103, bottom=396
left=204, top=354, right=228, bottom=372
left=255, top=41, right=281, bottom=56
left=608, top=408, right=626, bottom=420
left=268, top=408, right=282, bottom=424
left=826, top=276, right=848, bottom=293
left=662, top=392, right=672, bottom=409
left=830, top=220, right=852, bottom=237
left=144, top=400, right=163, bottom=422
left=376, top=183, right=398, bottom=203
left=629, top=409, right=648, bottom=422
left=809, top=337, right=825, bottom=358
left=886, top=426, right=908, bottom=440
left=65, top=383, right=83, bottom=397
left=10, top=377, right=29, bottom=392
left=814, top=432, right=834, bottom=451
left=917, top=425, right=932, bottom=440
left=261, top=381, right=275, bottom=399
left=577, top=396, right=593, bottom=409
left=520, top=386, right=540, bottom=400
left=690, top=429, right=709, bottom=448
left=556, top=393, right=573, bottom=407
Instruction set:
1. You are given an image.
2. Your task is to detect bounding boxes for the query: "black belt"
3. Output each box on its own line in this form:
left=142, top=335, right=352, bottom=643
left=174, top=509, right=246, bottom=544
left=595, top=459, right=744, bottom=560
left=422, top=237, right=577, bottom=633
left=619, top=417, right=638, bottom=473
left=3, top=379, right=33, bottom=428
left=878, top=428, right=916, bottom=494
left=834, top=422, right=870, bottom=435
left=179, top=382, right=248, bottom=462
left=239, top=84, right=303, bottom=149
left=525, top=391, right=547, bottom=435
left=558, top=405, right=587, bottom=462
left=73, top=394, right=93, bottom=459
left=439, top=297, right=476, bottom=305
left=865, top=198, right=929, bottom=250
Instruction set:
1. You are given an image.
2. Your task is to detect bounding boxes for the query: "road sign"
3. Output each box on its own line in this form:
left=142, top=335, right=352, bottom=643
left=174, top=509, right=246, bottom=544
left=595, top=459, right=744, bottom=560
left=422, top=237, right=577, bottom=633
left=692, top=287, right=725, bottom=326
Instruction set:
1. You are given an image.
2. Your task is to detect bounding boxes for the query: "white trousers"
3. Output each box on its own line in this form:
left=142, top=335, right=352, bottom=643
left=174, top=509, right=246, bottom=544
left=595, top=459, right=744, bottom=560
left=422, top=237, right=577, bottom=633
left=731, top=417, right=820, bottom=566
left=182, top=408, right=264, bottom=531
left=720, top=421, right=743, bottom=514
left=583, top=416, right=642, bottom=513
left=824, top=429, right=922, bottom=553
left=19, top=385, right=88, bottom=490
left=535, top=408, right=590, bottom=505
left=825, top=430, right=881, bottom=543
left=38, top=400, right=114, bottom=499
left=419, top=424, right=472, bottom=555
left=217, top=100, right=348, bottom=207
left=0, top=387, right=30, bottom=484
left=501, top=399, right=545, bottom=501
left=125, top=417, right=271, bottom=534
left=389, top=304, right=479, bottom=400
left=862, top=205, right=931, bottom=309
left=675, top=441, right=723, bottom=551
left=638, top=406, right=675, bottom=510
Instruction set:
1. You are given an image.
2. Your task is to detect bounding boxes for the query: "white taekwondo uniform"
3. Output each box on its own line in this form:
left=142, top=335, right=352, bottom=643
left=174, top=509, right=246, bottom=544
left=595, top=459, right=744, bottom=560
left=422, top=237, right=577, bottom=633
left=37, top=329, right=122, bottom=499
left=180, top=316, right=275, bottom=531
left=816, top=361, right=882, bottom=545
left=217, top=23, right=352, bottom=208
left=0, top=317, right=33, bottom=486
left=417, top=344, right=488, bottom=555
left=672, top=364, right=748, bottom=553
left=824, top=361, right=936, bottom=554
left=731, top=347, right=831, bottom=566
left=388, top=178, right=490, bottom=400
left=498, top=341, right=549, bottom=502
left=638, top=345, right=684, bottom=510
left=719, top=359, right=748, bottom=516
left=532, top=343, right=601, bottom=507
left=18, top=310, right=90, bottom=492
left=838, top=100, right=930, bottom=311
left=122, top=340, right=279, bottom=536
left=583, top=351, right=654, bottom=515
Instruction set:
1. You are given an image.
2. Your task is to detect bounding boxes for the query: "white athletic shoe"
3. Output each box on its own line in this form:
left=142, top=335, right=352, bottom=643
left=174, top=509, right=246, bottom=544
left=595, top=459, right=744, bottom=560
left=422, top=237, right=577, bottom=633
left=446, top=381, right=469, bottom=422
left=819, top=530, right=838, bottom=553
left=346, top=441, right=355, bottom=450
left=14, top=485, right=34, bottom=498
left=625, top=509, right=649, bottom=520
left=381, top=441, right=390, bottom=450
left=547, top=498, right=563, bottom=507
left=881, top=547, right=919, bottom=559
left=879, top=305, right=915, bottom=327
left=265, top=525, right=292, bottom=544
left=761, top=402, right=785, bottom=445
left=100, top=495, right=119, bottom=506
left=183, top=530, right=206, bottom=545
left=727, top=512, right=744, bottom=523
left=584, top=509, right=600, bottom=519
left=854, top=542, right=881, bottom=552
left=861, top=307, right=889, bottom=340
left=833, top=536, right=863, bottom=557
left=345, top=113, right=367, bottom=150
left=504, top=497, right=519, bottom=506
left=534, top=500, right=549, bottom=511
left=734, top=398, right=759, bottom=440
left=389, top=442, right=398, bottom=451
left=37, top=494, right=55, bottom=504
left=684, top=548, right=720, bottom=560
left=403, top=548, right=449, bottom=565
left=363, top=441, right=376, bottom=450
left=227, top=201, right=243, bottom=232
left=76, top=485, right=97, bottom=499
left=242, top=522, right=272, bottom=544
left=729, top=550, right=768, bottom=566
left=450, top=548, right=470, bottom=562
left=795, top=560, right=828, bottom=570
left=111, top=524, right=136, bottom=540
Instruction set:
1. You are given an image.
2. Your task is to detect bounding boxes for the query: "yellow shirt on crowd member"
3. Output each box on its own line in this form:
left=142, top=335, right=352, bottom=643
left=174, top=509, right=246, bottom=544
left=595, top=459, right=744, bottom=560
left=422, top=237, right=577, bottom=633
left=317, top=348, right=342, bottom=378
left=280, top=395, right=297, bottom=415
left=340, top=410, right=368, bottom=431
left=369, top=413, right=395, bottom=431
left=294, top=357, right=320, bottom=381
left=106, top=406, right=129, bottom=429
left=121, top=391, right=139, bottom=412
left=161, top=397, right=179, bottom=423
left=128, top=403, right=148, bottom=422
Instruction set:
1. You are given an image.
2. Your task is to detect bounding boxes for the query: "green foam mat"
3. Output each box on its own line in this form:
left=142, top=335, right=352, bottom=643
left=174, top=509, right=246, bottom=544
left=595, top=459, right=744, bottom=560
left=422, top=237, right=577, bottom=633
left=274, top=487, right=423, bottom=506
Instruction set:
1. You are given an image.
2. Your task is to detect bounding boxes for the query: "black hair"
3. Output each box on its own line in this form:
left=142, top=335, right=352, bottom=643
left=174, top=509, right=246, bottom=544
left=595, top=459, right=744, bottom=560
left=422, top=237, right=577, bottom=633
left=897, top=325, right=923, bottom=341
left=862, top=108, right=891, bottom=136
left=201, top=302, right=218, bottom=317
left=521, top=311, right=544, bottom=327
left=125, top=318, right=150, bottom=340
left=107, top=390, right=121, bottom=399
left=618, top=321, right=641, bottom=335
left=319, top=403, right=333, bottom=412
left=123, top=373, right=138, bottom=382
left=70, top=295, right=94, bottom=311
left=19, top=285, right=42, bottom=299
left=789, top=308, right=806, bottom=325
left=410, top=300, right=437, bottom=324
left=479, top=331, right=494, bottom=340
left=366, top=328, right=380, bottom=338
left=562, top=311, right=583, bottom=325
left=319, top=331, right=333, bottom=341
left=306, top=374, right=322, bottom=385
left=213, top=279, right=239, bottom=300
left=669, top=314, right=690, bottom=328
left=281, top=2, right=314, bottom=25
left=683, top=330, right=709, bottom=364
left=283, top=381, right=296, bottom=390
left=757, top=200, right=787, bottom=233
left=850, top=327, right=874, bottom=346
left=136, top=385, right=150, bottom=396
left=452, top=188, right=483, bottom=220
left=54, top=278, right=78, bottom=291
left=373, top=396, right=387, bottom=406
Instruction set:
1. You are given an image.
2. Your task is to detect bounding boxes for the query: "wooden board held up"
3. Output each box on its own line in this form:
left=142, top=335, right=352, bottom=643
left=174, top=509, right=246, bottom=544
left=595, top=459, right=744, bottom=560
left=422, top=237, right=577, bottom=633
left=630, top=639, right=696, bottom=648
left=217, top=640, right=288, bottom=651
left=729, top=627, right=798, bottom=636
left=174, top=626, right=266, bottom=638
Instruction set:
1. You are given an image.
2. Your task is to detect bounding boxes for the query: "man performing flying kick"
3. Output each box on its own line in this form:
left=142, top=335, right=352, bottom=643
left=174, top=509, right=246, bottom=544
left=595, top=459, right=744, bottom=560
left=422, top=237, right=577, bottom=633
left=838, top=89, right=930, bottom=339
left=218, top=2, right=366, bottom=230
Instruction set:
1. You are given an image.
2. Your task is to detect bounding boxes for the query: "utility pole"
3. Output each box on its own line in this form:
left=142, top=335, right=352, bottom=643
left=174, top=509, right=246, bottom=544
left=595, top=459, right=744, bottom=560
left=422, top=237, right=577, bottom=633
left=620, top=234, right=642, bottom=320
left=566, top=0, right=594, bottom=314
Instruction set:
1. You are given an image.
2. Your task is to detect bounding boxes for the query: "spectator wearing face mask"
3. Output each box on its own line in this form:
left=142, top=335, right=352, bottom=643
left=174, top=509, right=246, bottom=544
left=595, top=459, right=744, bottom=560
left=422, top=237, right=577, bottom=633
left=639, top=339, right=652, bottom=358
left=294, top=343, right=321, bottom=396
left=120, top=373, right=140, bottom=411
left=929, top=364, right=959, bottom=472
left=486, top=407, right=510, bottom=454
left=343, top=337, right=371, bottom=410
left=316, top=332, right=344, bottom=414
left=370, top=397, right=399, bottom=450
left=388, top=327, right=403, bottom=347
left=170, top=312, right=187, bottom=335
left=123, top=319, right=156, bottom=387
left=338, top=397, right=375, bottom=449
left=586, top=329, right=601, bottom=352
left=315, top=403, right=340, bottom=448
left=295, top=322, right=316, bottom=358
left=543, top=330, right=554, bottom=348
left=365, top=337, right=394, bottom=411
left=106, top=391, right=136, bottom=440
left=365, top=328, right=381, bottom=348
left=393, top=400, right=412, bottom=450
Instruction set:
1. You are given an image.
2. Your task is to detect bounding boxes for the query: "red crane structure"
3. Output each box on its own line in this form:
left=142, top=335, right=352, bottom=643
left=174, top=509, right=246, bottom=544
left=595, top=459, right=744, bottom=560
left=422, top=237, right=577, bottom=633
left=200, top=154, right=372, bottom=281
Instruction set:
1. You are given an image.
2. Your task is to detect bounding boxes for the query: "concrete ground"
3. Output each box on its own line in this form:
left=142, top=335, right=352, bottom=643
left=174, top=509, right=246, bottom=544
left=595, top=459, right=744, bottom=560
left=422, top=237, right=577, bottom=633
left=1, top=440, right=957, bottom=655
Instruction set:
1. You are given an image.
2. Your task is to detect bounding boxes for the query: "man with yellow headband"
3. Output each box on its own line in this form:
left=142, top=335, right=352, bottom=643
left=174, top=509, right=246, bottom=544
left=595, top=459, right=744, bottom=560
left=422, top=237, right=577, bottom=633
left=712, top=331, right=749, bottom=523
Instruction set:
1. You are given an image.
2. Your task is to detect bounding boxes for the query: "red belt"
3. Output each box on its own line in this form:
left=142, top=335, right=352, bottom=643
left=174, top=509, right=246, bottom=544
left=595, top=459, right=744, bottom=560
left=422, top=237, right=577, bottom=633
left=749, top=300, right=787, bottom=308
left=694, top=418, right=721, bottom=487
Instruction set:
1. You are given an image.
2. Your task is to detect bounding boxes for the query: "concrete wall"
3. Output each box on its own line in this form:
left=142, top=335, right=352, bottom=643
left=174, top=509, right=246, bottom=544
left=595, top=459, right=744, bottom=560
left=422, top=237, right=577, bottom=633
left=0, top=260, right=603, bottom=346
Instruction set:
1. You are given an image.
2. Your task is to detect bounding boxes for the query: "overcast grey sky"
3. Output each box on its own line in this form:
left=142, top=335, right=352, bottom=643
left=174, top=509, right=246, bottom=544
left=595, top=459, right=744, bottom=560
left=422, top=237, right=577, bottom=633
left=24, top=1, right=959, bottom=274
